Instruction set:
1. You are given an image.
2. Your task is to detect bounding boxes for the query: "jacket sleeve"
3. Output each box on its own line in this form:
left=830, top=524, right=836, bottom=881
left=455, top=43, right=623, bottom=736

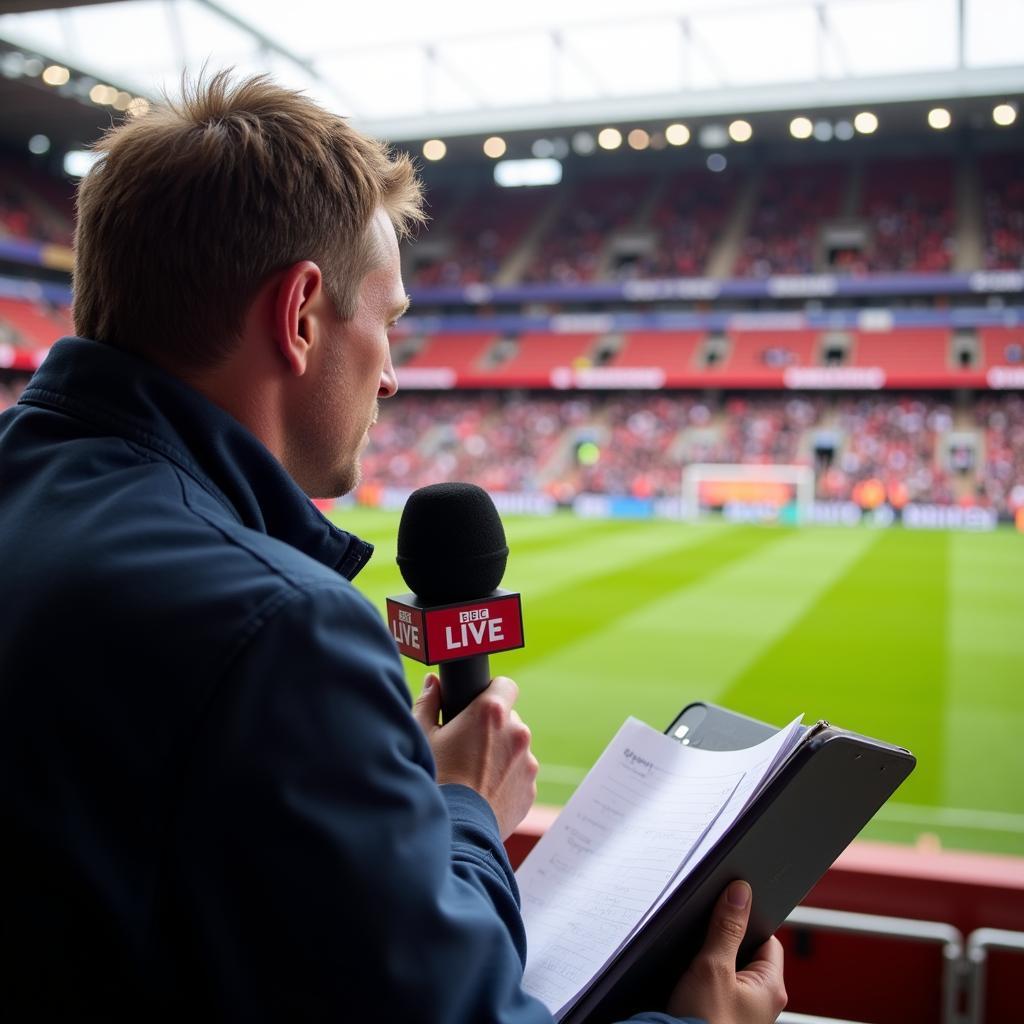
left=164, top=581, right=699, bottom=1024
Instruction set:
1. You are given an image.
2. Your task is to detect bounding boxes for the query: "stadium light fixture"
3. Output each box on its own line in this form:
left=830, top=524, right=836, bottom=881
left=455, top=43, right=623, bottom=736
left=854, top=111, right=878, bottom=134
left=665, top=123, right=690, bottom=146
left=27, top=134, right=50, bottom=155
left=649, top=131, right=666, bottom=150
left=699, top=125, right=729, bottom=149
left=22, top=57, right=43, bottom=77
left=483, top=136, right=506, bottom=158
left=789, top=116, right=813, bottom=139
left=728, top=120, right=752, bottom=143
left=928, top=107, right=952, bottom=130
left=532, top=138, right=555, bottom=158
left=706, top=153, right=727, bottom=173
left=126, top=97, right=150, bottom=118
left=63, top=150, right=101, bottom=177
left=627, top=128, right=650, bottom=150
left=112, top=91, right=132, bottom=112
left=834, top=120, right=855, bottom=141
left=597, top=128, right=622, bottom=150
left=42, top=64, right=69, bottom=87
left=571, top=131, right=596, bottom=155
left=422, top=139, right=447, bottom=161
left=494, top=158, right=562, bottom=188
left=993, top=103, right=1018, bottom=126
left=90, top=84, right=119, bottom=105
left=813, top=120, right=833, bottom=141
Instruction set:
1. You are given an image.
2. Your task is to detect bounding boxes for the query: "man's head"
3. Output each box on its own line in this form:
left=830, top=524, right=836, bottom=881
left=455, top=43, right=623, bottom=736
left=72, top=71, right=424, bottom=497
left=73, top=70, right=423, bottom=371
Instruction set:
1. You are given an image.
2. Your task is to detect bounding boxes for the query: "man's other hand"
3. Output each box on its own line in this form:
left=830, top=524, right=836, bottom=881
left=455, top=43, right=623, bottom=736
left=413, top=674, right=539, bottom=840
left=667, top=880, right=787, bottom=1024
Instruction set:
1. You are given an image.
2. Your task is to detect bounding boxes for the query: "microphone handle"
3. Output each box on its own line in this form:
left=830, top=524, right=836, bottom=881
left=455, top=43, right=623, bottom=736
left=439, top=655, right=491, bottom=723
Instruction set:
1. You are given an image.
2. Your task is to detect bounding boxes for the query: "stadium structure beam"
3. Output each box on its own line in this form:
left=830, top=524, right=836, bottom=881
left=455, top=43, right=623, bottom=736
left=355, top=63, right=1024, bottom=141
left=191, top=0, right=360, bottom=114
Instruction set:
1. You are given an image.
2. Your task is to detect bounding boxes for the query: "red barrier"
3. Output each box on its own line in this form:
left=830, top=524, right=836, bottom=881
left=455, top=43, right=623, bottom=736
left=507, top=807, right=1024, bottom=1024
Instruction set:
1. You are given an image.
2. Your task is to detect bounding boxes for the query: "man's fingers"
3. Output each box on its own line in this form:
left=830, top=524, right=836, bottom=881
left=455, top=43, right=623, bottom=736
left=481, top=675, right=519, bottom=710
left=745, top=935, right=784, bottom=976
left=704, top=880, right=752, bottom=966
left=411, top=674, right=441, bottom=732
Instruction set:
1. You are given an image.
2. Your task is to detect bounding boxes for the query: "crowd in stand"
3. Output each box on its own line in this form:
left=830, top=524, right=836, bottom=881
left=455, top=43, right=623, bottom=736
left=734, top=166, right=842, bottom=277
left=981, top=153, right=1024, bottom=270
left=361, top=390, right=1022, bottom=518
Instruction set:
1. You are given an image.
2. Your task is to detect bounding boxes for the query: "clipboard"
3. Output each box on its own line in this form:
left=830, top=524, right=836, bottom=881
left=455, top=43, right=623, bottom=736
left=560, top=703, right=915, bottom=1024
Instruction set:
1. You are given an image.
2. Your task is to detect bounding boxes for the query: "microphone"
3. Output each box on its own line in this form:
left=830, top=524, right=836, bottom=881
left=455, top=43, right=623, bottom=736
left=387, top=482, right=524, bottom=723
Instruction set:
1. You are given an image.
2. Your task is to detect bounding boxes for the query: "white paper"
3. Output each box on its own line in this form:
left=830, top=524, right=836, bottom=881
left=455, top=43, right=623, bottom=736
left=517, top=714, right=804, bottom=1018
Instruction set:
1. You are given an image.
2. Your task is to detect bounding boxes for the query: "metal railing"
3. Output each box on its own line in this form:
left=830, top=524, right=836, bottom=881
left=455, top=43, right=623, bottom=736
left=965, top=927, right=1024, bottom=1024
left=784, top=905, right=967, bottom=1024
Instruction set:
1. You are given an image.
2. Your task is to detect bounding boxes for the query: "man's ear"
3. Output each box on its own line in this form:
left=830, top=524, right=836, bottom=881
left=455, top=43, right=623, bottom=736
left=272, top=261, right=324, bottom=376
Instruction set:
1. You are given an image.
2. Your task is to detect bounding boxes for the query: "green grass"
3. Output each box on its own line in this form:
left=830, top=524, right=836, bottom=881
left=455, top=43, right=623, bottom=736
left=334, top=507, right=1024, bottom=857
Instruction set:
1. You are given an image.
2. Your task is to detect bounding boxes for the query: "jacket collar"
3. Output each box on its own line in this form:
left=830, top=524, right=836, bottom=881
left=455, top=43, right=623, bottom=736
left=19, top=337, right=373, bottom=580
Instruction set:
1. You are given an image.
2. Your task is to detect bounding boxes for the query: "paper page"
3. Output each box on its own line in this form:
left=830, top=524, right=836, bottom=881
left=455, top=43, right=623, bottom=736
left=637, top=715, right=804, bottom=929
left=518, top=714, right=806, bottom=1019
left=517, top=717, right=747, bottom=1016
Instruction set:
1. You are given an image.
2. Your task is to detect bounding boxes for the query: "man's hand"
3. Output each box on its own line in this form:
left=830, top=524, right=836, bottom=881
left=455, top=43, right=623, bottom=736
left=667, top=881, right=787, bottom=1024
left=413, top=673, right=539, bottom=840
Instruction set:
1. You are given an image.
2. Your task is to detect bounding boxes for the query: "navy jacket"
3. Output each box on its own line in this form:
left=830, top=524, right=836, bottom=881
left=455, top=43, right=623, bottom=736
left=0, top=338, right=693, bottom=1023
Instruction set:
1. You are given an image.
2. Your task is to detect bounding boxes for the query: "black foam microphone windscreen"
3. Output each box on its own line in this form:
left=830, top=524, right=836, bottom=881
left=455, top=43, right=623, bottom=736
left=397, top=482, right=509, bottom=605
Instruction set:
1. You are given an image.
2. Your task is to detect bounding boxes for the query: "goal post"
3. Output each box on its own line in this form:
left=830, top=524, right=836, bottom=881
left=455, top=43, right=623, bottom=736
left=681, top=463, right=815, bottom=523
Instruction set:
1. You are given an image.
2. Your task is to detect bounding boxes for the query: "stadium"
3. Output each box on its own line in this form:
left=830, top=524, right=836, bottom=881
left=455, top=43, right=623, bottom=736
left=0, top=1, right=1021, bottom=1021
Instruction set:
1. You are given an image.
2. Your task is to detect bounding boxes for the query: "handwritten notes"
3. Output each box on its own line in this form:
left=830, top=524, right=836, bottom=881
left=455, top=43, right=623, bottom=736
left=517, top=715, right=803, bottom=1018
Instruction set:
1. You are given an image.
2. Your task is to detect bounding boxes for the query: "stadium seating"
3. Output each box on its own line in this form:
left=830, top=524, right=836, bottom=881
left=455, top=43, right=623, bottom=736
left=359, top=389, right=1021, bottom=517
left=860, top=157, right=955, bottom=272
left=484, top=332, right=598, bottom=385
left=635, top=169, right=737, bottom=278
left=723, top=329, right=819, bottom=383
left=735, top=164, right=845, bottom=277
left=0, top=297, right=72, bottom=347
left=523, top=175, right=649, bottom=283
left=980, top=152, right=1024, bottom=270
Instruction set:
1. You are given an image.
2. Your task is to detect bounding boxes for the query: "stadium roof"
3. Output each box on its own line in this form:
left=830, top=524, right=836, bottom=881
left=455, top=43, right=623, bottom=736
left=0, top=0, right=1022, bottom=143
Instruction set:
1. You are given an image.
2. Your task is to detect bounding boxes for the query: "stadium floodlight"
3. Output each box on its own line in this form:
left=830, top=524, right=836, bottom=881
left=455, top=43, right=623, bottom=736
left=834, top=120, right=855, bottom=141
left=571, top=131, right=596, bottom=155
left=813, top=120, right=833, bottom=141
left=42, top=65, right=69, bottom=87
left=89, top=84, right=118, bottom=105
left=728, top=120, right=752, bottom=143
left=665, top=123, right=690, bottom=146
left=126, top=97, right=150, bottom=118
left=993, top=103, right=1017, bottom=126
left=706, top=153, right=727, bottom=172
left=483, top=136, right=506, bottom=158
left=63, top=150, right=101, bottom=177
left=789, top=116, right=813, bottom=139
left=112, top=91, right=132, bottom=112
left=422, top=139, right=447, bottom=161
left=928, top=107, right=952, bottom=130
left=494, top=158, right=562, bottom=188
left=597, top=128, right=622, bottom=150
left=22, top=57, right=43, bottom=77
left=699, top=124, right=729, bottom=149
left=27, top=134, right=50, bottom=155
left=627, top=128, right=650, bottom=150
left=854, top=111, right=878, bottom=134
left=532, top=138, right=555, bottom=158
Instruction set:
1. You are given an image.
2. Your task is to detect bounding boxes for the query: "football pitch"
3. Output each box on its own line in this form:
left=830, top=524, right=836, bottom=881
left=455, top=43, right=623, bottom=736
left=332, top=508, right=1024, bottom=857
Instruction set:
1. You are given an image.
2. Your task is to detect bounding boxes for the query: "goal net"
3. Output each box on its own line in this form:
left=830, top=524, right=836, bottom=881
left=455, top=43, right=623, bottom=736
left=681, top=463, right=815, bottom=524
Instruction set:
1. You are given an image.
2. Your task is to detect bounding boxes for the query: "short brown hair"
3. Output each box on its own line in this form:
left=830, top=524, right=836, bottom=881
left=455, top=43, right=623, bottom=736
left=73, top=71, right=424, bottom=369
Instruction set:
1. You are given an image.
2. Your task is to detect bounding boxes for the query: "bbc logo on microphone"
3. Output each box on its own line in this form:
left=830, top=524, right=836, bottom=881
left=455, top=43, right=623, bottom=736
left=386, top=590, right=524, bottom=665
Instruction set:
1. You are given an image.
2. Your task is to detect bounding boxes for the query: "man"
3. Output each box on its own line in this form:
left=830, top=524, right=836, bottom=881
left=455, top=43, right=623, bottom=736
left=0, top=73, right=785, bottom=1023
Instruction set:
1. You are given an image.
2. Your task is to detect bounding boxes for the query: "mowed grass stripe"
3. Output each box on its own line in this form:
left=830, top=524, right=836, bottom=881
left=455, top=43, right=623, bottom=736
left=521, top=527, right=880, bottom=800
left=721, top=530, right=949, bottom=807
left=944, top=530, right=1024, bottom=826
